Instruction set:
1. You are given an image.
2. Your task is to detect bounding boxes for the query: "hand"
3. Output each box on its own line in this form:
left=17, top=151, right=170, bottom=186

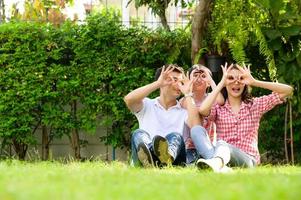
left=201, top=68, right=213, bottom=87
left=178, top=72, right=195, bottom=95
left=156, top=65, right=176, bottom=87
left=237, top=63, right=256, bottom=85
left=220, top=62, right=233, bottom=86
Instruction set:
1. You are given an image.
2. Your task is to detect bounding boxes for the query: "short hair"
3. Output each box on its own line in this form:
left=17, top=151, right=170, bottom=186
left=154, top=64, right=183, bottom=81
left=188, top=64, right=212, bottom=78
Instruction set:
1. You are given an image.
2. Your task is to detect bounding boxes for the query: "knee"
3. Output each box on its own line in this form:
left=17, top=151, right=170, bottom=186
left=191, top=125, right=207, bottom=140
left=167, top=132, right=184, bottom=141
left=131, top=129, right=145, bottom=144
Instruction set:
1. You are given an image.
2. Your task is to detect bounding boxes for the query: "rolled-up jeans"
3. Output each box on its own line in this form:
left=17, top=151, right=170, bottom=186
left=130, top=129, right=187, bottom=166
left=190, top=125, right=256, bottom=168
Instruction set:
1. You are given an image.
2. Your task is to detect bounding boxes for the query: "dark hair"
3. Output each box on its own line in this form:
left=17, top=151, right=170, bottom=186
left=221, top=86, right=252, bottom=103
left=222, top=64, right=253, bottom=103
left=154, top=64, right=183, bottom=81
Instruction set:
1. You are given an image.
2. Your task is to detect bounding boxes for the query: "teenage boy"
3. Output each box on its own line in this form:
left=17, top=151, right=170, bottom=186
left=124, top=64, right=187, bottom=167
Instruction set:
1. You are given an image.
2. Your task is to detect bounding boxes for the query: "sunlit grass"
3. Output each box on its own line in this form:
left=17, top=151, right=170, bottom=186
left=0, top=160, right=300, bottom=200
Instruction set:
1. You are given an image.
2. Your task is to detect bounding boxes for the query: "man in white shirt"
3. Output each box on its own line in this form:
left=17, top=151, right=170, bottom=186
left=124, top=64, right=188, bottom=167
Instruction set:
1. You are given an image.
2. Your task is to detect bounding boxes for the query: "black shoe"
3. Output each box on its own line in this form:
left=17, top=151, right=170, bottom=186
left=137, top=143, right=154, bottom=167
left=153, top=135, right=173, bottom=165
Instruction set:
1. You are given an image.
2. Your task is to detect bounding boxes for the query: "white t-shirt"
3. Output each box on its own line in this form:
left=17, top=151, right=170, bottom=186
left=134, top=97, right=188, bottom=139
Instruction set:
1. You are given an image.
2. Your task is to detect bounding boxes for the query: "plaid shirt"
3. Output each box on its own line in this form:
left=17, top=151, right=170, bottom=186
left=208, top=93, right=283, bottom=164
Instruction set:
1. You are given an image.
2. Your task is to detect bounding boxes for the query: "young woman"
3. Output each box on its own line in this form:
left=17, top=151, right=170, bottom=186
left=180, top=64, right=224, bottom=164
left=195, top=63, right=293, bottom=169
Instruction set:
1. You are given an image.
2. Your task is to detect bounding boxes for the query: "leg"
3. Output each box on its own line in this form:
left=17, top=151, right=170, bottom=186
left=226, top=143, right=256, bottom=168
left=165, top=132, right=186, bottom=166
left=186, top=149, right=199, bottom=164
left=130, top=129, right=154, bottom=167
left=190, top=125, right=215, bottom=159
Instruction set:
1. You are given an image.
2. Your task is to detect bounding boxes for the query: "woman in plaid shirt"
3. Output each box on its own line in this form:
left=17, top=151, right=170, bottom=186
left=186, top=63, right=293, bottom=171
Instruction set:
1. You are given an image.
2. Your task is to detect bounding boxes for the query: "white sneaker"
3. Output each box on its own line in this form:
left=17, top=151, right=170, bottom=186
left=219, top=165, right=233, bottom=173
left=196, top=158, right=233, bottom=173
left=196, top=158, right=221, bottom=172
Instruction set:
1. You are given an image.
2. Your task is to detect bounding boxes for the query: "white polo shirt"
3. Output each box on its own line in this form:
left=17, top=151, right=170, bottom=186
left=134, top=97, right=188, bottom=139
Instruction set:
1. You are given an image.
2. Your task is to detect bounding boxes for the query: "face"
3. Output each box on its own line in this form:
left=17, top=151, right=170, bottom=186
left=162, top=71, right=183, bottom=98
left=225, top=68, right=245, bottom=98
left=190, top=67, right=209, bottom=92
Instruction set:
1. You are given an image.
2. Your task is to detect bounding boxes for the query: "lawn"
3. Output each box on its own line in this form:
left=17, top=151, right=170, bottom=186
left=0, top=161, right=300, bottom=200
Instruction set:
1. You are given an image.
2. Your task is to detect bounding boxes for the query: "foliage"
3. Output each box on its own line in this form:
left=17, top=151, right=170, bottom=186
left=128, top=0, right=194, bottom=31
left=0, top=12, right=191, bottom=159
left=0, top=22, right=51, bottom=159
left=11, top=0, right=74, bottom=25
left=79, top=12, right=191, bottom=148
left=206, top=0, right=301, bottom=163
left=207, top=0, right=274, bottom=69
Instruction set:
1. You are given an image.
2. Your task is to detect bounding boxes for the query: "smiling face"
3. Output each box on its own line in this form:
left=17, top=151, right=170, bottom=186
left=161, top=71, right=183, bottom=98
left=225, top=68, right=246, bottom=98
left=189, top=65, right=210, bottom=93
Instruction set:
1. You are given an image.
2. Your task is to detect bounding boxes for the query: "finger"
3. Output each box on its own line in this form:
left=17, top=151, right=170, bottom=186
left=185, top=71, right=190, bottom=80
left=166, top=66, right=175, bottom=74
left=160, top=65, right=166, bottom=76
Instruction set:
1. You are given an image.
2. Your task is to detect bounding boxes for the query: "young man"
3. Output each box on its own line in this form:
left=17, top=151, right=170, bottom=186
left=124, top=64, right=187, bottom=167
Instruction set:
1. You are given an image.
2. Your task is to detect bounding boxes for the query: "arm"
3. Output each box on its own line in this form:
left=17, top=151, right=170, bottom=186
left=251, top=81, right=292, bottom=100
left=208, top=77, right=225, bottom=105
left=178, top=74, right=202, bottom=128
left=199, top=64, right=231, bottom=116
left=124, top=81, right=160, bottom=113
left=199, top=80, right=224, bottom=117
left=239, top=65, right=293, bottom=100
left=124, top=65, right=175, bottom=112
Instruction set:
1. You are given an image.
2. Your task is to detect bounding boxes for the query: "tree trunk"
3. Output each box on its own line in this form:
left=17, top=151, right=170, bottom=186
left=158, top=11, right=170, bottom=31
left=191, top=0, right=213, bottom=64
left=0, top=0, right=5, bottom=22
left=12, top=138, right=28, bottom=160
left=71, top=100, right=81, bottom=160
left=42, top=125, right=49, bottom=160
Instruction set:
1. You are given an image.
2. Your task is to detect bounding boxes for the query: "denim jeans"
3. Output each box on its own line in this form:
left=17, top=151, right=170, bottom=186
left=186, top=149, right=198, bottom=164
left=227, top=143, right=256, bottom=168
left=130, top=129, right=186, bottom=167
left=190, top=125, right=256, bottom=168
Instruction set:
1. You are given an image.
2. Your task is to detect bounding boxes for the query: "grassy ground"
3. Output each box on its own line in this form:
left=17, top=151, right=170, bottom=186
left=0, top=161, right=300, bottom=200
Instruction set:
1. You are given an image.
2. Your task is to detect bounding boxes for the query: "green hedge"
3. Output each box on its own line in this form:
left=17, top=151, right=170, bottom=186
left=0, top=13, right=191, bottom=159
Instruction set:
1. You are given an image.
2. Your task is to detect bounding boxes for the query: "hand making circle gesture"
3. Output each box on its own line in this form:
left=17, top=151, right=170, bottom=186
left=220, top=62, right=234, bottom=86
left=236, top=63, right=256, bottom=85
left=157, top=65, right=177, bottom=87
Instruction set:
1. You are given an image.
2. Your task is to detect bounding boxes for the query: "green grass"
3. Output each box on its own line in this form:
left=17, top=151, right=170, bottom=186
left=0, top=161, right=300, bottom=200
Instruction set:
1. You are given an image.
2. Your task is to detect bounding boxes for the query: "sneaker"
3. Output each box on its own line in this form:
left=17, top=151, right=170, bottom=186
left=153, top=135, right=173, bottom=165
left=219, top=165, right=233, bottom=173
left=196, top=158, right=233, bottom=173
left=137, top=143, right=154, bottom=168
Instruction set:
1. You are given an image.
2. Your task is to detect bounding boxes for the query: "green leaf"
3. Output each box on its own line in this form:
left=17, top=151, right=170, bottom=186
left=264, top=29, right=282, bottom=40
left=280, top=26, right=301, bottom=37
left=269, top=38, right=282, bottom=51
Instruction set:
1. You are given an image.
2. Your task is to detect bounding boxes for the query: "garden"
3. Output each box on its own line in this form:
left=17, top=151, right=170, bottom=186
left=0, top=0, right=300, bottom=198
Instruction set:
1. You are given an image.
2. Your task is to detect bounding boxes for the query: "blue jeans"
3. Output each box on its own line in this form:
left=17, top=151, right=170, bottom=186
left=130, top=129, right=186, bottom=167
left=190, top=125, right=256, bottom=168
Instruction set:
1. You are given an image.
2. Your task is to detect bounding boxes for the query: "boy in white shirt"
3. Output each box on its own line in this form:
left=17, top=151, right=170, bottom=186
left=124, top=64, right=187, bottom=167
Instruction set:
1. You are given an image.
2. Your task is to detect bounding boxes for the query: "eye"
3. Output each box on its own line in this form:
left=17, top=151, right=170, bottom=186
left=201, top=74, right=206, bottom=79
left=239, top=76, right=244, bottom=81
left=227, top=75, right=234, bottom=80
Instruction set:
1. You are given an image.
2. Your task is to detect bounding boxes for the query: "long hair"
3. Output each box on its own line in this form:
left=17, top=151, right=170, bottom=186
left=222, top=64, right=253, bottom=103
